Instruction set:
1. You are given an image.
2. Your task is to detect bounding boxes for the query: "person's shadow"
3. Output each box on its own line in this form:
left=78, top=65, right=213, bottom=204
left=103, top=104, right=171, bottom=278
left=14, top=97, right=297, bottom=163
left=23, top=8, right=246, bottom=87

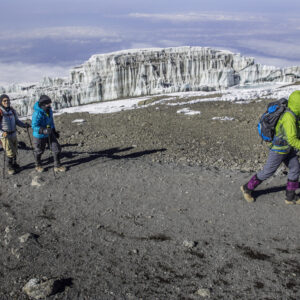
left=61, top=146, right=167, bottom=169
left=252, top=185, right=286, bottom=199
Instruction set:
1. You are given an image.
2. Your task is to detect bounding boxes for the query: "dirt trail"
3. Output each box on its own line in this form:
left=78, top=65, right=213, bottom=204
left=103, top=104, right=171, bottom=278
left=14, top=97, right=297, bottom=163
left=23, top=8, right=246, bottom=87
left=0, top=99, right=300, bottom=299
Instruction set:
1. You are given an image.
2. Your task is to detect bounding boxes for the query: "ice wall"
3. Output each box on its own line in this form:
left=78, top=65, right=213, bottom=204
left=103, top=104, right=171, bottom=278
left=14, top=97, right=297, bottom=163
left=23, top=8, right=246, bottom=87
left=3, top=46, right=300, bottom=116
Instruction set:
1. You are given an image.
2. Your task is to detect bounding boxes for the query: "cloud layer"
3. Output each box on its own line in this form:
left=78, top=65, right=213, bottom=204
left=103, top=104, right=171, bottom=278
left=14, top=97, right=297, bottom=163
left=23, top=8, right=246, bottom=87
left=0, top=26, right=121, bottom=41
left=0, top=6, right=299, bottom=84
left=129, top=12, right=265, bottom=22
left=0, top=62, right=70, bottom=86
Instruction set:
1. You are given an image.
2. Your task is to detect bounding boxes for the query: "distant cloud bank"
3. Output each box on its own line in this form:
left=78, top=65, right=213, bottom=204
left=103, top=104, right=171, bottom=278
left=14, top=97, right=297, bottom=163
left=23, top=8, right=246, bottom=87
left=129, top=12, right=265, bottom=22
left=0, top=6, right=299, bottom=84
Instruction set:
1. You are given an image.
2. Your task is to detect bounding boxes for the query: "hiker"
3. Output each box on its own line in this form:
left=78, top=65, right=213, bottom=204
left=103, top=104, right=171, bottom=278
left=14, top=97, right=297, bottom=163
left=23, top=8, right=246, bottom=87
left=31, top=95, right=66, bottom=173
left=0, top=94, right=30, bottom=175
left=241, top=90, right=300, bottom=205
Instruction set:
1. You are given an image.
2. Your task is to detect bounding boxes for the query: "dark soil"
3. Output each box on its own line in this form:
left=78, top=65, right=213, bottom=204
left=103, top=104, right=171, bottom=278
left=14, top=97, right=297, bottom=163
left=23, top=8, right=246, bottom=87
left=0, top=98, right=299, bottom=299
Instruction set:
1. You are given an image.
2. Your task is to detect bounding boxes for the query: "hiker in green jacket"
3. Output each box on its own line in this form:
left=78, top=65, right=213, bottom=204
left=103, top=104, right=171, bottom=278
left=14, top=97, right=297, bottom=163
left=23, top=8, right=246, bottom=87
left=241, top=90, right=300, bottom=204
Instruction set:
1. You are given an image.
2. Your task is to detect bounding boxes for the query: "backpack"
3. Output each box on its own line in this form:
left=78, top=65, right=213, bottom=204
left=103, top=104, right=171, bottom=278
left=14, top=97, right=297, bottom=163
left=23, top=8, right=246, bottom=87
left=0, top=107, right=16, bottom=121
left=257, top=98, right=291, bottom=142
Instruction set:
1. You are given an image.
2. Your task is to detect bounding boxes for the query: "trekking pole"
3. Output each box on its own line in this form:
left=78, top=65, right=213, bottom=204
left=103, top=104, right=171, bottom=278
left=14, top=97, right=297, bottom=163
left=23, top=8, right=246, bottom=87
left=2, top=143, right=5, bottom=180
left=26, top=127, right=36, bottom=161
left=47, top=128, right=56, bottom=178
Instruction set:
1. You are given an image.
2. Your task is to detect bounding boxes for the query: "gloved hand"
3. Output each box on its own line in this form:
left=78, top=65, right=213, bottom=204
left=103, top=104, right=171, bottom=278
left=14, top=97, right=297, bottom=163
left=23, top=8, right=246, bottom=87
left=24, top=123, right=31, bottom=128
left=53, top=130, right=60, bottom=139
left=40, top=127, right=52, bottom=135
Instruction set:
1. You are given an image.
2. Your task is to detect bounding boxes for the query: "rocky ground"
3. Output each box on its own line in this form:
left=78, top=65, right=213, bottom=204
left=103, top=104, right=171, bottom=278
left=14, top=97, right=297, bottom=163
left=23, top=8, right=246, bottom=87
left=0, top=97, right=300, bottom=299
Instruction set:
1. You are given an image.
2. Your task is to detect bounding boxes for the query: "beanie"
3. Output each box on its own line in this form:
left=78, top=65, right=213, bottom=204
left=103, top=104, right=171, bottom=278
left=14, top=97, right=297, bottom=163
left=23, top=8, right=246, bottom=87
left=0, top=94, right=10, bottom=104
left=38, top=95, right=52, bottom=107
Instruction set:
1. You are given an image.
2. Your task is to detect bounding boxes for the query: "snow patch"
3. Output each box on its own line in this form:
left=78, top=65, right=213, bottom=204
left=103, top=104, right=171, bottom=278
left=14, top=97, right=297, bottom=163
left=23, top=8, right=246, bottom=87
left=71, top=119, right=86, bottom=123
left=177, top=108, right=201, bottom=115
left=212, top=116, right=235, bottom=121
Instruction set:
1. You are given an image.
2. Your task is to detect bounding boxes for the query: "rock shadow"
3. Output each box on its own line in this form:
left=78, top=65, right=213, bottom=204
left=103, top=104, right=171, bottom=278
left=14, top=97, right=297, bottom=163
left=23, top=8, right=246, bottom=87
left=51, top=278, right=73, bottom=296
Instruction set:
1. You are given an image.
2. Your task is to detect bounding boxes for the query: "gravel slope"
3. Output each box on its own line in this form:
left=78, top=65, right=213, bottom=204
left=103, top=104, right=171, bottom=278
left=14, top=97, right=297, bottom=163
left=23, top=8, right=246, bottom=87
left=0, top=98, right=299, bottom=299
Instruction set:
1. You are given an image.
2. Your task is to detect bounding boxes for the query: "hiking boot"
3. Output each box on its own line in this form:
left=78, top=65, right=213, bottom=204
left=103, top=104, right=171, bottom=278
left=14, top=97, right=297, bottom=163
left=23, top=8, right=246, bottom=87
left=7, top=157, right=16, bottom=175
left=35, top=165, right=44, bottom=173
left=12, top=156, right=20, bottom=170
left=7, top=168, right=15, bottom=175
left=54, top=166, right=66, bottom=173
left=53, top=153, right=66, bottom=173
left=241, top=184, right=255, bottom=203
left=285, top=198, right=300, bottom=205
left=285, top=190, right=300, bottom=205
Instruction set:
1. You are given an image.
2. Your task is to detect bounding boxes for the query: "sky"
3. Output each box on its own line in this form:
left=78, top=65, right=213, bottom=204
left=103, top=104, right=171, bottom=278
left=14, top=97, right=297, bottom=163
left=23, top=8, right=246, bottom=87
left=0, top=0, right=300, bottom=85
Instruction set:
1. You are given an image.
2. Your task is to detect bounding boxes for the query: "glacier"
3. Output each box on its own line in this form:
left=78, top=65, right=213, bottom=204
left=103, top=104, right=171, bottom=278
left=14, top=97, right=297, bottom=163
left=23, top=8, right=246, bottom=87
left=2, top=46, right=300, bottom=117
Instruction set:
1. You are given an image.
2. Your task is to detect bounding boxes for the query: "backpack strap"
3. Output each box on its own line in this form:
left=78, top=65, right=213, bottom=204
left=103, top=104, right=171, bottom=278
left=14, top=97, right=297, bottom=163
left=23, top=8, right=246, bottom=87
left=285, top=108, right=297, bottom=120
left=10, top=107, right=17, bottom=118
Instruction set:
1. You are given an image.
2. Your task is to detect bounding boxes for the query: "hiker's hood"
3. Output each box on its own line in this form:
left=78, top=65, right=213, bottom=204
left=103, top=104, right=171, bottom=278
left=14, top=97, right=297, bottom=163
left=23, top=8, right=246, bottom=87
left=33, top=101, right=46, bottom=113
left=288, top=91, right=300, bottom=116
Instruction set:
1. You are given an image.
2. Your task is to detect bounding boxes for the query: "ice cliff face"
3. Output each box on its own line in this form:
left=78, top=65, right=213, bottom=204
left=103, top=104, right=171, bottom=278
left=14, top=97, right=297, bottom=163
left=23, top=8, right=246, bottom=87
left=3, top=46, right=300, bottom=116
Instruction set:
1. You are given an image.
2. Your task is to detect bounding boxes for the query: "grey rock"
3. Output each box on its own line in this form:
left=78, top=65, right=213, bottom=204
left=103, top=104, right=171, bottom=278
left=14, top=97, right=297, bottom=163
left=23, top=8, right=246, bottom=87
left=183, top=240, right=197, bottom=249
left=19, top=233, right=32, bottom=243
left=23, top=278, right=55, bottom=300
left=31, top=176, right=45, bottom=187
left=195, top=288, right=211, bottom=298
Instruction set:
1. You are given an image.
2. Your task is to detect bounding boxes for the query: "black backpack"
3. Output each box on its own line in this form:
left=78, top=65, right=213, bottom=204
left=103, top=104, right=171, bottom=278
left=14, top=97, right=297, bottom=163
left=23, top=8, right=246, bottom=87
left=257, top=98, right=292, bottom=142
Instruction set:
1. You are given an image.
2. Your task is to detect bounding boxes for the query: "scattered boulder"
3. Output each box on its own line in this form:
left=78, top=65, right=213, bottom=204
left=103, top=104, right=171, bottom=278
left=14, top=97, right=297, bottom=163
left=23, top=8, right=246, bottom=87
left=23, top=278, right=55, bottom=300
left=183, top=240, right=197, bottom=249
left=19, top=233, right=32, bottom=243
left=195, top=288, right=211, bottom=298
left=31, top=176, right=45, bottom=187
left=22, top=277, right=73, bottom=299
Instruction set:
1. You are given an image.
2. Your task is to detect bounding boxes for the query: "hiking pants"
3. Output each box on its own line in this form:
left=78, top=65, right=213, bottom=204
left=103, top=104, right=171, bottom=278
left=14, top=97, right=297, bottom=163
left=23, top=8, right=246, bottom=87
left=33, top=136, right=61, bottom=157
left=1, top=136, right=18, bottom=158
left=257, top=149, right=300, bottom=182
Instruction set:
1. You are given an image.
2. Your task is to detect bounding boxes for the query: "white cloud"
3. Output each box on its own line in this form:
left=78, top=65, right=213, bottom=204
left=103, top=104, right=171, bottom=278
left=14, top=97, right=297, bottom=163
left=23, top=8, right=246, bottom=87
left=237, top=39, right=300, bottom=61
left=0, top=62, right=71, bottom=86
left=129, top=42, right=156, bottom=49
left=130, top=40, right=183, bottom=49
left=129, top=12, right=265, bottom=23
left=0, top=26, right=120, bottom=41
left=253, top=55, right=300, bottom=68
left=157, top=40, right=183, bottom=47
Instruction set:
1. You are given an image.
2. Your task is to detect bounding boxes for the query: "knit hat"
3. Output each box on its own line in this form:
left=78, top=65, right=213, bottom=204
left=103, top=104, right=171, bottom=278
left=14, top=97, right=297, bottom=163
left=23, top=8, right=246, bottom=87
left=38, top=95, right=52, bottom=107
left=0, top=94, right=10, bottom=105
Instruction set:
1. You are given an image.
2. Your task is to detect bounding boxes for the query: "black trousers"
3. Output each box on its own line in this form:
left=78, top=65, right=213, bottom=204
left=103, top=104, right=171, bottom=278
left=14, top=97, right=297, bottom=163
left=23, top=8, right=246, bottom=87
left=33, top=135, right=61, bottom=157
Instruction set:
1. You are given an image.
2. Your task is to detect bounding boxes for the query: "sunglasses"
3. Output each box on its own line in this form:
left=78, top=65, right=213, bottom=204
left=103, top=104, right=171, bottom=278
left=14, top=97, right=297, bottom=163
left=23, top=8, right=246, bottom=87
left=2, top=99, right=9, bottom=102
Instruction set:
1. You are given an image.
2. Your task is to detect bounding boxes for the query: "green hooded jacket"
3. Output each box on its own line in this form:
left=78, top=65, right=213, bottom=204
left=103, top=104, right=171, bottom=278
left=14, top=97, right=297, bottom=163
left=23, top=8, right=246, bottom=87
left=272, top=90, right=300, bottom=154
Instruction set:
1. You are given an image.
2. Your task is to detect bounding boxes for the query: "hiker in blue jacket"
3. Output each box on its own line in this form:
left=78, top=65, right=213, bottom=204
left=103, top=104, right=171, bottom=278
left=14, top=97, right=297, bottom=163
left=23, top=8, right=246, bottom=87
left=31, top=95, right=66, bottom=173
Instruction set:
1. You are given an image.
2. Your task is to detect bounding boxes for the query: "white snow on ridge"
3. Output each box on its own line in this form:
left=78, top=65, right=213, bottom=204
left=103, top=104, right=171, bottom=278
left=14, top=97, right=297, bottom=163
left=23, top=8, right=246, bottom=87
left=56, top=97, right=149, bottom=115
left=51, top=83, right=300, bottom=115
left=5, top=46, right=300, bottom=118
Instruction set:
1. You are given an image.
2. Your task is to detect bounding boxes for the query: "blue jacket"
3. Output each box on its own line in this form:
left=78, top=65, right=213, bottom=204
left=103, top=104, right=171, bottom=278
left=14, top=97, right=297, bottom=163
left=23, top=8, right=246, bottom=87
left=31, top=101, right=55, bottom=138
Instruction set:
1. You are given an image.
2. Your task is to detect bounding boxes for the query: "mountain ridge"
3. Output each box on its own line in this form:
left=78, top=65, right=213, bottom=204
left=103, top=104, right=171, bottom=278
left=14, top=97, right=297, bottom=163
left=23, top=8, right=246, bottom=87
left=2, top=46, right=300, bottom=116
